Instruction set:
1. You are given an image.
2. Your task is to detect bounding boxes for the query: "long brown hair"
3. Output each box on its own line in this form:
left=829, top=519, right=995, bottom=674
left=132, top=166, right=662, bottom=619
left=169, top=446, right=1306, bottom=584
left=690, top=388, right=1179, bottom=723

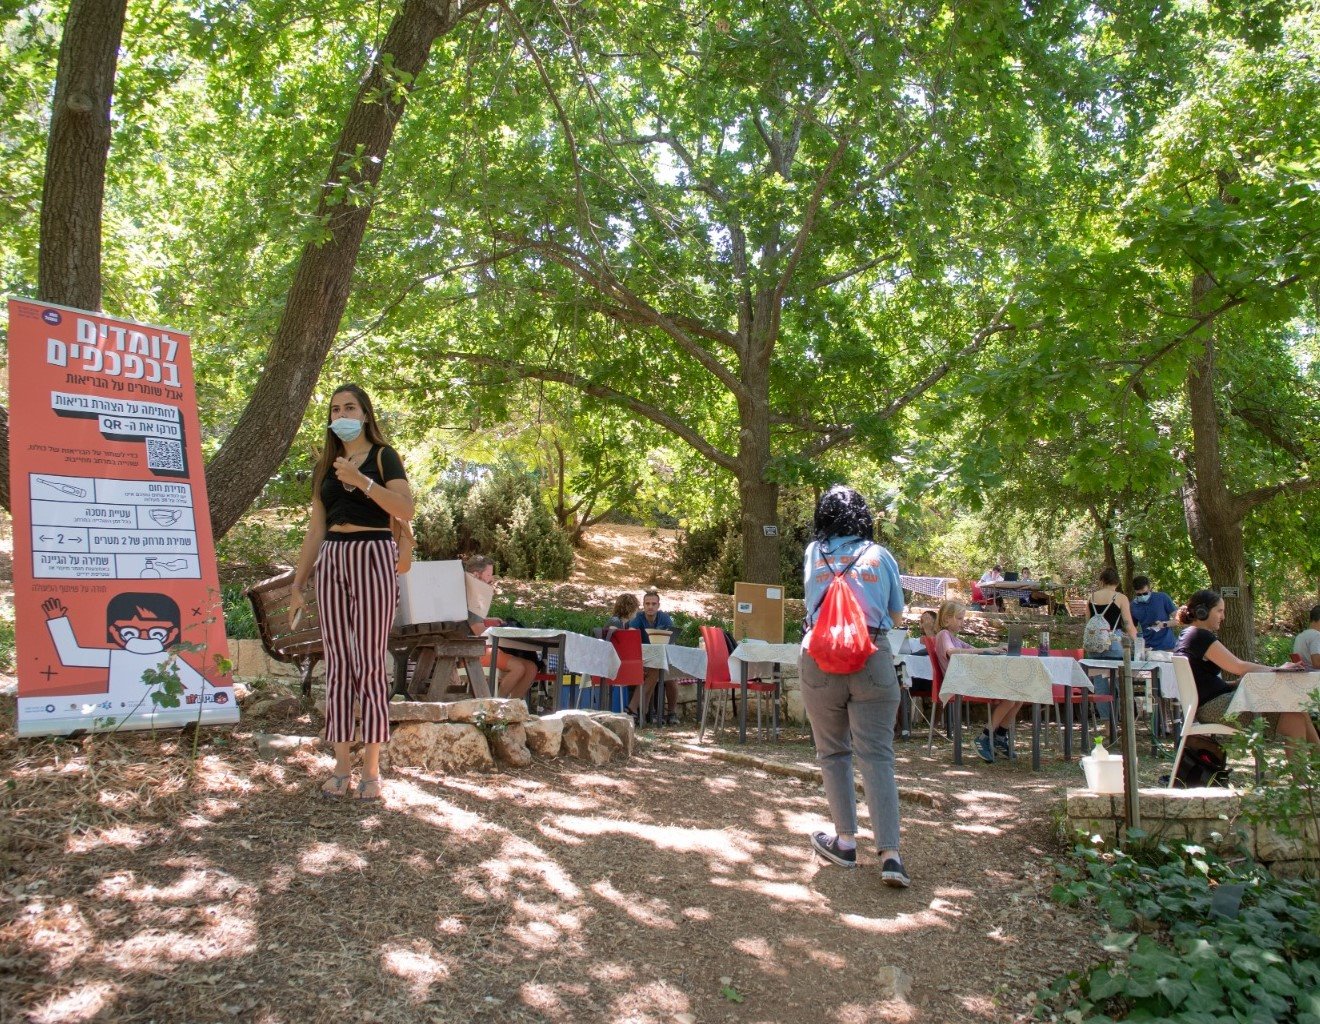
left=311, top=384, right=390, bottom=493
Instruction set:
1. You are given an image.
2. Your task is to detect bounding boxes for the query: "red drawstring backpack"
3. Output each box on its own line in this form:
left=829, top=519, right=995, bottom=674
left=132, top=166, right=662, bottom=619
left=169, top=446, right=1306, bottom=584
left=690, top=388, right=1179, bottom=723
left=806, top=545, right=877, bottom=673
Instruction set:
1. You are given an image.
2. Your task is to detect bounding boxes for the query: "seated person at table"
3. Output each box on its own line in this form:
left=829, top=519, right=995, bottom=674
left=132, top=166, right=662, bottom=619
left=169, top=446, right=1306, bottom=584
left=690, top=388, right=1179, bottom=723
left=1018, top=566, right=1050, bottom=608
left=902, top=610, right=940, bottom=730
left=976, top=565, right=1005, bottom=609
left=628, top=589, right=678, bottom=724
left=465, top=555, right=538, bottom=701
left=934, top=601, right=1014, bottom=763
left=1292, top=605, right=1320, bottom=669
left=605, top=593, right=640, bottom=636
left=1130, top=574, right=1178, bottom=652
left=1175, top=589, right=1317, bottom=748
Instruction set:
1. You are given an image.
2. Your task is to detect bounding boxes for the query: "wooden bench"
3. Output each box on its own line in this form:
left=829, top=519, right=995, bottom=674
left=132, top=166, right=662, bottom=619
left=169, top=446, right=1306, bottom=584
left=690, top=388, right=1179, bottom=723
left=245, top=570, right=490, bottom=700
left=1065, top=598, right=1089, bottom=618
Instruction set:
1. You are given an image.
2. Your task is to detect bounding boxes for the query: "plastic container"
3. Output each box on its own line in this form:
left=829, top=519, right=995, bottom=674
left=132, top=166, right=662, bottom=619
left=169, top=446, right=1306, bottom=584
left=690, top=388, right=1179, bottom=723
left=1082, top=753, right=1125, bottom=793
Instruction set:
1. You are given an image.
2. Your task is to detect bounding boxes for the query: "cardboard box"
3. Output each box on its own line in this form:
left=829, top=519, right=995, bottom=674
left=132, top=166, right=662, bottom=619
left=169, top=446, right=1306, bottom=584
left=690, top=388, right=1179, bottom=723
left=397, top=560, right=468, bottom=626
left=464, top=572, right=494, bottom=621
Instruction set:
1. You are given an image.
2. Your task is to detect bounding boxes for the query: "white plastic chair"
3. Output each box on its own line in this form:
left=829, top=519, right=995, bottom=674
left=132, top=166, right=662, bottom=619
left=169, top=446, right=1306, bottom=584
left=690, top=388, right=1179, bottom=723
left=1168, top=655, right=1240, bottom=788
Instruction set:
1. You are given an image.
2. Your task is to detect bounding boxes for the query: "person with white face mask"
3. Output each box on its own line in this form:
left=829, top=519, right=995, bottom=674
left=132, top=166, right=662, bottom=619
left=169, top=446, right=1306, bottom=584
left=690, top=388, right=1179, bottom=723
left=289, top=384, right=414, bottom=801
left=1129, top=575, right=1178, bottom=652
left=41, top=592, right=212, bottom=700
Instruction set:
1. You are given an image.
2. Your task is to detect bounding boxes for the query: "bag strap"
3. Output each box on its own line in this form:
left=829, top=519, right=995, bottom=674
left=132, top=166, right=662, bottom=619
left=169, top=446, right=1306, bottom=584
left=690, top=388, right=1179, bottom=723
left=808, top=542, right=870, bottom=625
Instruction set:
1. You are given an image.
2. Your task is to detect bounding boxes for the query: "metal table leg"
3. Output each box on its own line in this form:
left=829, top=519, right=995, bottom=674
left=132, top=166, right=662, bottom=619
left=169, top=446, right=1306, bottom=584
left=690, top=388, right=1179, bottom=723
left=1063, top=688, right=1074, bottom=760
left=952, top=695, right=964, bottom=764
left=738, top=661, right=749, bottom=744
left=1032, top=703, right=1041, bottom=771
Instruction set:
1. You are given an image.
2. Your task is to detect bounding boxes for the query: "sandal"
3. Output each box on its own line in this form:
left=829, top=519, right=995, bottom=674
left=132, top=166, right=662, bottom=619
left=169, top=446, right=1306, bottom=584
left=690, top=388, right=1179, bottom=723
left=320, top=773, right=353, bottom=799
left=354, top=776, right=383, bottom=802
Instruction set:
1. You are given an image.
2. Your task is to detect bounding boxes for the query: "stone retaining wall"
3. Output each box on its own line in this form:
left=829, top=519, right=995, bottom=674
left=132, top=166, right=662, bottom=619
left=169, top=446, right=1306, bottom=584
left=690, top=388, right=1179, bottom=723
left=1066, top=787, right=1319, bottom=877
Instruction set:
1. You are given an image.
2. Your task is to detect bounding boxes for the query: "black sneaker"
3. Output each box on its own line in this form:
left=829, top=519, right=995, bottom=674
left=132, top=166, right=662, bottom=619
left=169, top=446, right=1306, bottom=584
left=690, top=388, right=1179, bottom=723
left=809, top=831, right=857, bottom=868
left=664, top=713, right=680, bottom=726
left=993, top=730, right=1011, bottom=757
left=880, top=857, right=911, bottom=888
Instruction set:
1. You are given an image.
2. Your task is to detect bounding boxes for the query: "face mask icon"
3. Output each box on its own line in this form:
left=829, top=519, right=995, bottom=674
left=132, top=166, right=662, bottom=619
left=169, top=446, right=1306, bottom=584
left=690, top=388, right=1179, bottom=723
left=119, top=626, right=170, bottom=655
left=149, top=508, right=183, bottom=528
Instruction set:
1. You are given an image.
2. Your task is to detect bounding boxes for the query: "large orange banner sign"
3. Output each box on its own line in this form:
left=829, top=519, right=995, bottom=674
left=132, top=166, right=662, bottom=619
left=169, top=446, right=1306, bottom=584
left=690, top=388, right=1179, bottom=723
left=7, top=299, right=236, bottom=736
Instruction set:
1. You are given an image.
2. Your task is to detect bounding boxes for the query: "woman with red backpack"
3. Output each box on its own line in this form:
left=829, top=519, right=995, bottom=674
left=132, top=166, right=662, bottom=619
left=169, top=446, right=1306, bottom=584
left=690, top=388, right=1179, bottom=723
left=801, top=486, right=910, bottom=888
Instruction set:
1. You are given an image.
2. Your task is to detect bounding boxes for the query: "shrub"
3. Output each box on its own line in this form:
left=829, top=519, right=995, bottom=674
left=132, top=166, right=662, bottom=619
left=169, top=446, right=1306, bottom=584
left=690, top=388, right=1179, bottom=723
left=1038, top=839, right=1320, bottom=1022
left=221, top=584, right=258, bottom=640
left=410, top=463, right=574, bottom=581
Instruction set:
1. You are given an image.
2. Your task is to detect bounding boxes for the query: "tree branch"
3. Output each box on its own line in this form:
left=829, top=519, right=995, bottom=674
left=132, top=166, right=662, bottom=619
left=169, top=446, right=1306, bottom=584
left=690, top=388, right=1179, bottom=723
left=1232, top=476, right=1320, bottom=517
left=440, top=351, right=740, bottom=473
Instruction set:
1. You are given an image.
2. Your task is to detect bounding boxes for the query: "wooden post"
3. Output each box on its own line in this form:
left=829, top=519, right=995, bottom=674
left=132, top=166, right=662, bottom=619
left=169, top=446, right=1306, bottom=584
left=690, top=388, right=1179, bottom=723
left=1119, top=636, right=1141, bottom=840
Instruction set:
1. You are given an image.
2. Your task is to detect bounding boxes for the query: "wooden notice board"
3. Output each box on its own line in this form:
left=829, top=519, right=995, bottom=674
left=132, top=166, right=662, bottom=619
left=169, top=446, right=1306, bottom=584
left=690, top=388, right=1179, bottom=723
left=732, top=582, right=785, bottom=642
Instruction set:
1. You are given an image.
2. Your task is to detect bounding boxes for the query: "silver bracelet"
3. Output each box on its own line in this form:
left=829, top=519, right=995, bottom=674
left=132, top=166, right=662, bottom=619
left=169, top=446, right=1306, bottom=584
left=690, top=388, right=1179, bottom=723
left=365, top=479, right=374, bottom=495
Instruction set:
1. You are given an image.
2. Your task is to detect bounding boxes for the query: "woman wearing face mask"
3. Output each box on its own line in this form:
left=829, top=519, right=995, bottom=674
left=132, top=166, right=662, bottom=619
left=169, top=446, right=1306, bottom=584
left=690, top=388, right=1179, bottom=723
left=290, top=385, right=414, bottom=800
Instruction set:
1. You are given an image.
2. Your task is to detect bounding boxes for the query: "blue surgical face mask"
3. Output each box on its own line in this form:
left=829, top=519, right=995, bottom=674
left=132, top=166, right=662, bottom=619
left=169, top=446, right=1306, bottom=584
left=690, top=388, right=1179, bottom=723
left=1134, top=593, right=1150, bottom=604
left=329, top=417, right=363, bottom=442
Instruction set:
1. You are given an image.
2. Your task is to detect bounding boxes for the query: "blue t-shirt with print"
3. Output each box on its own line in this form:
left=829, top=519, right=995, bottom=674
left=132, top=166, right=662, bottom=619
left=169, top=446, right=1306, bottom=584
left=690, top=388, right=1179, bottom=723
left=1130, top=590, right=1177, bottom=650
left=803, top=536, right=905, bottom=631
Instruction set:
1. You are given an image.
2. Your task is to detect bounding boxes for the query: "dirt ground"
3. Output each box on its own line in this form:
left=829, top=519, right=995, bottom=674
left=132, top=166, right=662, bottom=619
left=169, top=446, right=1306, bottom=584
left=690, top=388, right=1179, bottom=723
left=0, top=519, right=1110, bottom=1023
left=0, top=701, right=1110, bottom=1024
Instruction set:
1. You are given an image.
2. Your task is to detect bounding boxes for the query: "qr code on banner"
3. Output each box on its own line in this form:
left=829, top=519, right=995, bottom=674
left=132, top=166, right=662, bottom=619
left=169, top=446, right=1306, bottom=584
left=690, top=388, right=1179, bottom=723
left=146, top=437, right=185, bottom=473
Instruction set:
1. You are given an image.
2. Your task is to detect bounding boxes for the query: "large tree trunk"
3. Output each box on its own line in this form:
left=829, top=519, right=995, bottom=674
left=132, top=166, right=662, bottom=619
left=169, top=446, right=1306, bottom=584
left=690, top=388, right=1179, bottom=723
left=736, top=346, right=780, bottom=584
left=38, top=0, right=127, bottom=309
left=1182, top=272, right=1255, bottom=658
left=0, top=0, right=128, bottom=512
left=204, top=0, right=485, bottom=539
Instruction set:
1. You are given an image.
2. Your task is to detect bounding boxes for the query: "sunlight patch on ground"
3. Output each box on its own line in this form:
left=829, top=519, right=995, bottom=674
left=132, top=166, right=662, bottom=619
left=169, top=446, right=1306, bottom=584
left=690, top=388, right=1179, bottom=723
left=840, top=907, right=955, bottom=934
left=380, top=939, right=452, bottom=1000
left=65, top=824, right=153, bottom=854
left=20, top=902, right=94, bottom=973
left=107, top=903, right=256, bottom=965
left=26, top=981, right=118, bottom=1024
left=952, top=822, right=1006, bottom=835
left=552, top=814, right=758, bottom=864
left=714, top=876, right=819, bottom=904
left=298, top=841, right=369, bottom=875
left=731, top=935, right=789, bottom=977
left=605, top=979, right=691, bottom=1023
left=836, top=998, right=918, bottom=1022
left=508, top=896, right=587, bottom=950
left=590, top=879, right=679, bottom=929
left=95, top=867, right=243, bottom=904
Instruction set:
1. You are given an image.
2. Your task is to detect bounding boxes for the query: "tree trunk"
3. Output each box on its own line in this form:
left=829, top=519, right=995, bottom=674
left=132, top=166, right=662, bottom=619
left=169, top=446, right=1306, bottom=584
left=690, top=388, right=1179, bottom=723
left=736, top=344, right=780, bottom=584
left=1121, top=536, right=1135, bottom=594
left=38, top=0, right=127, bottom=310
left=204, top=0, right=483, bottom=539
left=1182, top=272, right=1255, bottom=658
left=0, top=0, right=128, bottom=512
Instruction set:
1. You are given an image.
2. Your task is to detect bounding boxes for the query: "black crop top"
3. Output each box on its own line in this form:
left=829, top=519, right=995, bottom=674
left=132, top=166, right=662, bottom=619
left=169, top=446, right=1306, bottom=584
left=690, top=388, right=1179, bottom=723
left=319, top=444, right=407, bottom=528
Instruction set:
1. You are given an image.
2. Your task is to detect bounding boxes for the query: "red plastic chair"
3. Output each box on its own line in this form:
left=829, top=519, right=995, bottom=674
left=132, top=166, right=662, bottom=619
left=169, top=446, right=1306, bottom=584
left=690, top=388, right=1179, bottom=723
left=922, top=635, right=996, bottom=752
left=698, top=626, right=775, bottom=742
left=1021, top=647, right=1114, bottom=746
left=592, top=628, right=645, bottom=714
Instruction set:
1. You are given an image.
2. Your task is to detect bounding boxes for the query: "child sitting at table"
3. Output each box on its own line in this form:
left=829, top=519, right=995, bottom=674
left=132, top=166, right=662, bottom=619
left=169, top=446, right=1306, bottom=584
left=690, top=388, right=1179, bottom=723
left=934, top=600, right=1014, bottom=763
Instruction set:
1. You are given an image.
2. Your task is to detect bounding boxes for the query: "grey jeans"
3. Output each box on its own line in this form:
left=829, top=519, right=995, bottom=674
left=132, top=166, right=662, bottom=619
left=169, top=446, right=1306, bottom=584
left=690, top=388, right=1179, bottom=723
left=800, top=648, right=902, bottom=851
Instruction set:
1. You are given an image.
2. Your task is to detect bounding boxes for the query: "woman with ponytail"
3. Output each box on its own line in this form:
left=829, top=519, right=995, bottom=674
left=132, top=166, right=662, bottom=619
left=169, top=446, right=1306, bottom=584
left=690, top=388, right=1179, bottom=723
left=290, top=385, right=415, bottom=800
left=1173, top=589, right=1317, bottom=746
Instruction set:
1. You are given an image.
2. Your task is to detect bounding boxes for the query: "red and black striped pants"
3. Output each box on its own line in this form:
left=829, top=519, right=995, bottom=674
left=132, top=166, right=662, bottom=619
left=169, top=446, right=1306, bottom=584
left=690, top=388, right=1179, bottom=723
left=315, top=532, right=397, bottom=745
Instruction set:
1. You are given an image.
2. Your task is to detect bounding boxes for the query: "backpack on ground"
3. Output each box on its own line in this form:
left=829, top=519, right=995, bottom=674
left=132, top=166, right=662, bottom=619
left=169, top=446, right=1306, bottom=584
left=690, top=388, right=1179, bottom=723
left=806, top=545, right=877, bottom=674
left=1082, top=596, right=1116, bottom=654
left=1170, top=736, right=1229, bottom=788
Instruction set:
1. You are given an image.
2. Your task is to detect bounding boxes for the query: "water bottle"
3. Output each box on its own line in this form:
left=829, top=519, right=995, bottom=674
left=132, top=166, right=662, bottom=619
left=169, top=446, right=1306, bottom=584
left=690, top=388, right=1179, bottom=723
left=1038, top=629, right=1050, bottom=656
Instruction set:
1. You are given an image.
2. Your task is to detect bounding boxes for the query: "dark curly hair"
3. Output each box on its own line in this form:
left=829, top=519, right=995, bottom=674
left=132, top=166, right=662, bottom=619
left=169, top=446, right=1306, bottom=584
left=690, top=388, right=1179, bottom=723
left=813, top=486, right=874, bottom=542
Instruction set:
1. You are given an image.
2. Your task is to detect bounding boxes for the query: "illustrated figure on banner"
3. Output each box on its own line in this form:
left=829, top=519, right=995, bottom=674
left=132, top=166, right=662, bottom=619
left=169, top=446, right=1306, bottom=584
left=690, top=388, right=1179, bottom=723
left=41, top=592, right=216, bottom=704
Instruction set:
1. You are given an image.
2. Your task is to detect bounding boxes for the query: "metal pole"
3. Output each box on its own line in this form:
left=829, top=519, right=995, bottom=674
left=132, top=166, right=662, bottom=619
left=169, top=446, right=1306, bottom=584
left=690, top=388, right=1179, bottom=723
left=1119, top=636, right=1141, bottom=840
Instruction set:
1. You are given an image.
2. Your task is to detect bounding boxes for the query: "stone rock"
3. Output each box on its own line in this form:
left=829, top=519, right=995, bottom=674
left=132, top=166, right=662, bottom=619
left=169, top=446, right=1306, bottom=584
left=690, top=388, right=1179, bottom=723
left=489, top=723, right=533, bottom=768
left=253, top=732, right=317, bottom=760
left=445, top=698, right=530, bottom=725
left=232, top=682, right=251, bottom=704
left=388, top=701, right=451, bottom=723
left=592, top=712, right=635, bottom=757
left=556, top=712, right=624, bottom=765
left=525, top=716, right=563, bottom=758
left=386, top=722, right=493, bottom=772
left=874, top=965, right=912, bottom=1002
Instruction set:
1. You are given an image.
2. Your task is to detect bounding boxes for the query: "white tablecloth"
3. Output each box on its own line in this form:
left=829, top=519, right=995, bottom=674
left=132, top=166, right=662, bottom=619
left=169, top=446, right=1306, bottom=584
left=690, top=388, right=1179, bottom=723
left=902, top=653, right=933, bottom=682
left=899, top=575, right=954, bottom=600
left=1080, top=657, right=1178, bottom=700
left=641, top=644, right=707, bottom=681
left=483, top=627, right=620, bottom=679
left=941, top=655, right=1092, bottom=705
left=1227, top=671, right=1320, bottom=715
left=730, top=640, right=801, bottom=679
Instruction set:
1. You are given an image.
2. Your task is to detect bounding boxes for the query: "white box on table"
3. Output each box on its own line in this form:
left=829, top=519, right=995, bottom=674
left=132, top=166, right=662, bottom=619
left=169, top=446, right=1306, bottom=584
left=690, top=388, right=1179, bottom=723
left=397, top=560, right=468, bottom=626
